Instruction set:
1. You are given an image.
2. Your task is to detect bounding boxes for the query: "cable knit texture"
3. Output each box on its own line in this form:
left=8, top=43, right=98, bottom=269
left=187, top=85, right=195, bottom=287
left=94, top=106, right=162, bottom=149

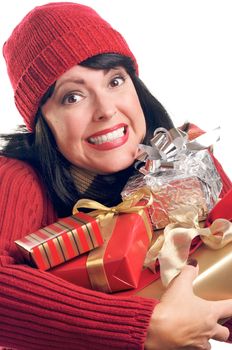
left=3, top=2, right=137, bottom=131
left=0, top=157, right=156, bottom=350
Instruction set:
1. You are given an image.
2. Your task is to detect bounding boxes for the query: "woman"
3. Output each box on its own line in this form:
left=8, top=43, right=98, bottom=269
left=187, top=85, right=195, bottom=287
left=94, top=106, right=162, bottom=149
left=1, top=3, right=232, bottom=349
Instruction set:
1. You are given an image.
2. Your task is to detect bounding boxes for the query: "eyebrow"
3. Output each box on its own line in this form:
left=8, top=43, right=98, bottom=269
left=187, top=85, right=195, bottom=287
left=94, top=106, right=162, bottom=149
left=55, top=78, right=85, bottom=94
left=54, top=68, right=121, bottom=94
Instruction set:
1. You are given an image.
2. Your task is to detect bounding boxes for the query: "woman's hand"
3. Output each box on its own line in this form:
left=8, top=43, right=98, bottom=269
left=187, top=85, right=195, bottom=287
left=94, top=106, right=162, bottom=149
left=145, top=262, right=232, bottom=350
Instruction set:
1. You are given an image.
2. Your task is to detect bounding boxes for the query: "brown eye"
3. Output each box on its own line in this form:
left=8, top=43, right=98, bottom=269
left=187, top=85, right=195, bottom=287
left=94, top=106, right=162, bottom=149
left=62, top=93, right=83, bottom=105
left=109, top=76, right=125, bottom=88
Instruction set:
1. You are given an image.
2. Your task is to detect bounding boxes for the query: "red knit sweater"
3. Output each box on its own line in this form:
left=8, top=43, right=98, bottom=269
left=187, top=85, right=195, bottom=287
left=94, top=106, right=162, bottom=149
left=0, top=156, right=231, bottom=350
left=0, top=157, right=157, bottom=350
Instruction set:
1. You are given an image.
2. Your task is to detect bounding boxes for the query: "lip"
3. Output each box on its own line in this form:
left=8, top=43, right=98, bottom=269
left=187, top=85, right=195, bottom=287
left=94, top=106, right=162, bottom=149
left=86, top=124, right=129, bottom=151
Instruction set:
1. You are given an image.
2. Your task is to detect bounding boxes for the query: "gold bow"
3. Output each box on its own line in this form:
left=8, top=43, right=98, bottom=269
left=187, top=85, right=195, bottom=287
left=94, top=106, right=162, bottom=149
left=144, top=205, right=232, bottom=287
left=73, top=188, right=153, bottom=222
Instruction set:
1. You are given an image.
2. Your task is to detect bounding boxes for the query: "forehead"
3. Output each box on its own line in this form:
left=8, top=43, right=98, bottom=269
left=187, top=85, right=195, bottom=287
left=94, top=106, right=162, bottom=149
left=58, top=65, right=123, bottom=82
left=54, top=65, right=127, bottom=95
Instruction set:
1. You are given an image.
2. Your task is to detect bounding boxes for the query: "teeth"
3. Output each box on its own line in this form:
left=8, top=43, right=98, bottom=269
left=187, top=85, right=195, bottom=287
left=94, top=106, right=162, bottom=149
left=89, top=127, right=125, bottom=145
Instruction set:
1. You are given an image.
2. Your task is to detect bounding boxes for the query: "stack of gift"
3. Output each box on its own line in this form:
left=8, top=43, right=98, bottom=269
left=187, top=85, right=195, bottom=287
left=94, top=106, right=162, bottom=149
left=15, top=212, right=104, bottom=270
left=15, top=194, right=153, bottom=293
left=121, top=126, right=222, bottom=230
left=136, top=193, right=232, bottom=302
left=118, top=126, right=232, bottom=302
left=15, top=126, right=231, bottom=298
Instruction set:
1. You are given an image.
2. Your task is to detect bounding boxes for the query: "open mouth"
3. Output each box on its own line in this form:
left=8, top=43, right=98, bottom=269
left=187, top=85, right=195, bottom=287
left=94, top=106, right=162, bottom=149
left=88, top=126, right=127, bottom=145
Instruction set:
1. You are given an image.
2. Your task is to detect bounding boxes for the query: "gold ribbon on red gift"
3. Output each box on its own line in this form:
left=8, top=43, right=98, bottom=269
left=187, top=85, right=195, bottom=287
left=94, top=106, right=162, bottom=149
left=144, top=205, right=232, bottom=287
left=72, top=189, right=154, bottom=293
left=73, top=189, right=153, bottom=219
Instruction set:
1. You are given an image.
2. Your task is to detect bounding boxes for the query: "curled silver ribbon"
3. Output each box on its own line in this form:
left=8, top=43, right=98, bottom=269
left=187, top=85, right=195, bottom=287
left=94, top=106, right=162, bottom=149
left=137, top=126, right=220, bottom=175
left=135, top=126, right=222, bottom=204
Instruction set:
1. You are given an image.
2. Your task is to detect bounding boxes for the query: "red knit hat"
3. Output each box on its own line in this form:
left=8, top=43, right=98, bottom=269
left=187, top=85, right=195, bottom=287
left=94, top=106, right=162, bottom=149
left=3, top=2, right=137, bottom=131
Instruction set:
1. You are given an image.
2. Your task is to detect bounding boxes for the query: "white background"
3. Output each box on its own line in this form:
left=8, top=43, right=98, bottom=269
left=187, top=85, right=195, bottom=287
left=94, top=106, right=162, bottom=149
left=0, top=1, right=231, bottom=348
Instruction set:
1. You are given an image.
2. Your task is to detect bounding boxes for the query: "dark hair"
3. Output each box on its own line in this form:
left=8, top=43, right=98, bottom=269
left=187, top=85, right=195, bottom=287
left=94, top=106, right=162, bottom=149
left=0, top=53, right=174, bottom=216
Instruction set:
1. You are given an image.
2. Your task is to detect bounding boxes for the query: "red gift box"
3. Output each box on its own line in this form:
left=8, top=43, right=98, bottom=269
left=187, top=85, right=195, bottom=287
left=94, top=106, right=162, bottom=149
left=15, top=212, right=103, bottom=270
left=50, top=209, right=153, bottom=293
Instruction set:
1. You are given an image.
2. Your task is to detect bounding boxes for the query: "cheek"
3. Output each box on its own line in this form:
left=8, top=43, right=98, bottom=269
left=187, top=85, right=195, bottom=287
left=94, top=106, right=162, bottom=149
left=128, top=93, right=146, bottom=132
left=52, top=116, right=84, bottom=143
left=42, top=104, right=85, bottom=152
left=127, top=88, right=144, bottom=115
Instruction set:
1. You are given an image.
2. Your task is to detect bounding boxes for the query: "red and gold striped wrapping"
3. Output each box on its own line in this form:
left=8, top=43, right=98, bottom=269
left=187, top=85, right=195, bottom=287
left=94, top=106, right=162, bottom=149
left=15, top=212, right=103, bottom=270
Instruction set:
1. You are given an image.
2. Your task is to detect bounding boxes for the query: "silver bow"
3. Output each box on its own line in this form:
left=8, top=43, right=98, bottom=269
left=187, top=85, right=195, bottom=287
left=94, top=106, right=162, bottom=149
left=136, top=126, right=222, bottom=203
left=136, top=126, right=220, bottom=175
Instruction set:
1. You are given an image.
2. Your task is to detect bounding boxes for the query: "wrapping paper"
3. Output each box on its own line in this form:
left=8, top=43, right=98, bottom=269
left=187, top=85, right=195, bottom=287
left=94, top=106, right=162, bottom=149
left=117, top=198, right=232, bottom=296
left=122, top=127, right=222, bottom=230
left=15, top=212, right=103, bottom=270
left=134, top=188, right=232, bottom=300
left=135, top=188, right=232, bottom=333
left=119, top=181, right=232, bottom=307
left=143, top=204, right=232, bottom=286
left=122, top=174, right=210, bottom=229
left=50, top=207, right=152, bottom=293
left=136, top=240, right=232, bottom=301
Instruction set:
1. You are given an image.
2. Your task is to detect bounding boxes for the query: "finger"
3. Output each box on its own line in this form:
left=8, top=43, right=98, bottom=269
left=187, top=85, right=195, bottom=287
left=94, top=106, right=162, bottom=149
left=196, top=340, right=211, bottom=350
left=212, top=323, right=230, bottom=342
left=214, top=299, right=232, bottom=319
left=169, top=264, right=199, bottom=290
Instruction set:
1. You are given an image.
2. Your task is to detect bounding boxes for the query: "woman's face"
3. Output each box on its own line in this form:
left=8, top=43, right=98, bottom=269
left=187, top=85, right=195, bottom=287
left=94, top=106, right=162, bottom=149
left=42, top=65, right=146, bottom=174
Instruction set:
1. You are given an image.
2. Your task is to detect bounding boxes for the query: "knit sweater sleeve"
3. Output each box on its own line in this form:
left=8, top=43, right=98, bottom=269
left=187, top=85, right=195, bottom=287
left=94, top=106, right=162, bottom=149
left=0, top=157, right=157, bottom=350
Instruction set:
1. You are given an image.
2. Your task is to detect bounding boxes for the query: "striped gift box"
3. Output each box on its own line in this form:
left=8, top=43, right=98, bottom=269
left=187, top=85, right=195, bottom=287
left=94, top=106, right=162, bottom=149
left=15, top=212, right=103, bottom=270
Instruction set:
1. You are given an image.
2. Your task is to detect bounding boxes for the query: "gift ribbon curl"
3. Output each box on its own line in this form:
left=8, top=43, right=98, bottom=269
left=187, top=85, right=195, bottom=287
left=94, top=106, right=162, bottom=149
left=144, top=205, right=232, bottom=287
left=137, top=126, right=220, bottom=175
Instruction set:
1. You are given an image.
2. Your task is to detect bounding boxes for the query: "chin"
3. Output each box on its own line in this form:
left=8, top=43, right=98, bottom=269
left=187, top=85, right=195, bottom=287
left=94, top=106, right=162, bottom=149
left=99, top=159, right=135, bottom=174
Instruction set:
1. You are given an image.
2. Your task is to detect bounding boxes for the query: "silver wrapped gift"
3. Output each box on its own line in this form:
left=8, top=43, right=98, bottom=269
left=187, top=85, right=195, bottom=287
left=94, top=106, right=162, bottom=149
left=121, top=127, right=222, bottom=229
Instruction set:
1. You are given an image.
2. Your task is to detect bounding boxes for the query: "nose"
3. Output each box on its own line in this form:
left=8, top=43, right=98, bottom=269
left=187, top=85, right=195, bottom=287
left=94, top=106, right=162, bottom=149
left=92, top=94, right=117, bottom=122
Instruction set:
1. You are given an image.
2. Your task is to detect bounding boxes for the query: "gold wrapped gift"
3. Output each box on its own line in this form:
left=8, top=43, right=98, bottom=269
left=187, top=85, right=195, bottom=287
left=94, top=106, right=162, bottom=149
left=137, top=240, right=232, bottom=301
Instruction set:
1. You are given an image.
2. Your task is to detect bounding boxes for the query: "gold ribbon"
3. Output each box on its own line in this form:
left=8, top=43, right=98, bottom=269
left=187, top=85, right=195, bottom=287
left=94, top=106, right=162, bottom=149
left=72, top=190, right=154, bottom=292
left=144, top=205, right=232, bottom=287
left=73, top=189, right=153, bottom=217
left=85, top=217, right=117, bottom=293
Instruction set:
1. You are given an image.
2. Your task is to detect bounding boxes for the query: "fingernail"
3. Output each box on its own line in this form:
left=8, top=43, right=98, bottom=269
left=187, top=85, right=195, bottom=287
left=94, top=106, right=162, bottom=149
left=187, top=258, right=198, bottom=267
